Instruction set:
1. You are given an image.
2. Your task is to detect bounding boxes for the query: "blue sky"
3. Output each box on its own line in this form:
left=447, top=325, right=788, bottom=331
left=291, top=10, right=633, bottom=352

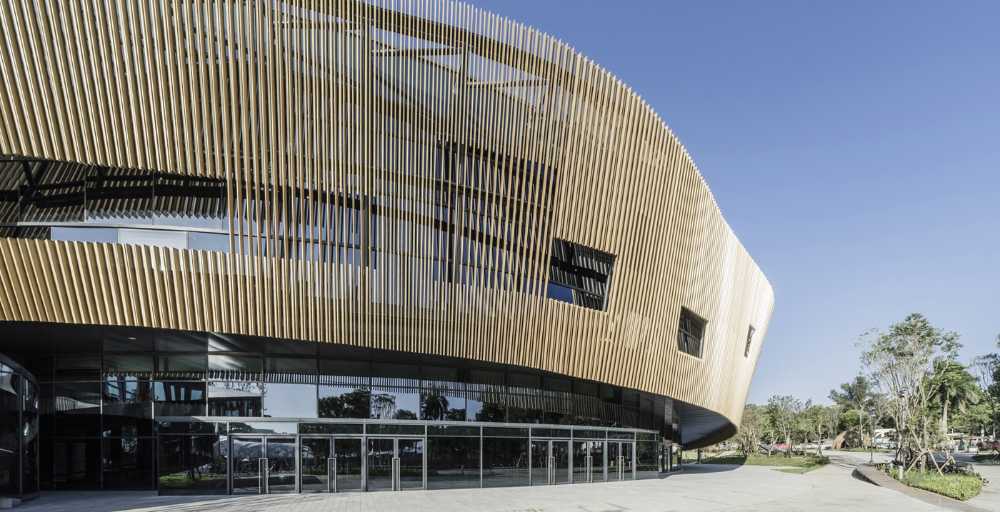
left=469, top=0, right=1000, bottom=404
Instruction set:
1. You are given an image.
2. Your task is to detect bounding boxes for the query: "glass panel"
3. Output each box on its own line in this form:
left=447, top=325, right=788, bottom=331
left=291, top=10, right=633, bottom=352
left=529, top=440, right=548, bottom=486
left=263, top=383, right=317, bottom=418
left=366, top=424, right=424, bottom=436
left=398, top=439, right=424, bottom=490
left=608, top=431, right=636, bottom=440
left=207, top=381, right=263, bottom=417
left=103, top=354, right=155, bottom=374
left=266, top=357, right=316, bottom=374
left=483, top=427, right=528, bottom=438
left=427, top=436, right=478, bottom=490
left=208, top=355, right=262, bottom=372
left=622, top=442, right=634, bottom=480
left=0, top=372, right=18, bottom=496
left=590, top=441, right=606, bottom=482
left=636, top=441, right=659, bottom=479
left=266, top=437, right=296, bottom=493
left=156, top=332, right=208, bottom=352
left=157, top=421, right=218, bottom=435
left=299, top=423, right=363, bottom=435
left=420, top=387, right=465, bottom=421
left=300, top=438, right=330, bottom=492
left=157, top=435, right=228, bottom=494
left=208, top=334, right=259, bottom=352
left=334, top=438, right=363, bottom=492
left=427, top=425, right=480, bottom=437
left=531, top=428, right=571, bottom=439
left=231, top=437, right=263, bottom=494
left=370, top=386, right=419, bottom=420
left=102, top=437, right=155, bottom=489
left=318, top=385, right=370, bottom=418
left=54, top=355, right=100, bottom=380
left=157, top=354, right=207, bottom=373
left=572, top=441, right=590, bottom=483
left=52, top=438, right=101, bottom=489
left=51, top=226, right=117, bottom=243
left=608, top=442, right=620, bottom=480
left=366, top=438, right=394, bottom=491
left=228, top=422, right=297, bottom=435
left=102, top=377, right=153, bottom=436
left=572, top=429, right=606, bottom=440
left=102, top=332, right=154, bottom=352
left=552, top=440, right=570, bottom=484
left=53, top=381, right=101, bottom=436
left=482, top=437, right=528, bottom=488
left=189, top=232, right=229, bottom=252
left=154, top=381, right=206, bottom=416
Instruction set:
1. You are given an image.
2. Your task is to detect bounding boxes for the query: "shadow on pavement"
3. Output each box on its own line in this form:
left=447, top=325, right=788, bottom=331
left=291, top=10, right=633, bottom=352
left=19, top=491, right=341, bottom=512
left=673, top=463, right=741, bottom=474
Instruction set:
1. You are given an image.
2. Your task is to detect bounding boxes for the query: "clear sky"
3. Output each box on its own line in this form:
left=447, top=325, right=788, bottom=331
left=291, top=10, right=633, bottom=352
left=468, top=0, right=1000, bottom=404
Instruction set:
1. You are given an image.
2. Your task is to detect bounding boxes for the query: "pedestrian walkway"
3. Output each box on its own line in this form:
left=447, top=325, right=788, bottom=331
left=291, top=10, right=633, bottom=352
left=19, top=460, right=946, bottom=512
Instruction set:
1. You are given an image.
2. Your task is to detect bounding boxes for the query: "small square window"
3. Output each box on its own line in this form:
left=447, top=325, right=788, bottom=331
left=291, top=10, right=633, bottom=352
left=677, top=308, right=706, bottom=358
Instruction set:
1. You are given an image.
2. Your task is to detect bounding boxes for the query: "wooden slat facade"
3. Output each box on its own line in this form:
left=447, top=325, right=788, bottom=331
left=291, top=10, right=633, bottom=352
left=0, top=0, right=773, bottom=441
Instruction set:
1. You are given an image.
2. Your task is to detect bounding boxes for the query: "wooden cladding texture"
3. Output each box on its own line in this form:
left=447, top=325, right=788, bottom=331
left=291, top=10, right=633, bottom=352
left=0, top=0, right=773, bottom=433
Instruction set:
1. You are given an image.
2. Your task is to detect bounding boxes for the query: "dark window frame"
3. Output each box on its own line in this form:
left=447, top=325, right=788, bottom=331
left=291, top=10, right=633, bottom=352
left=744, top=325, right=756, bottom=358
left=677, top=308, right=706, bottom=358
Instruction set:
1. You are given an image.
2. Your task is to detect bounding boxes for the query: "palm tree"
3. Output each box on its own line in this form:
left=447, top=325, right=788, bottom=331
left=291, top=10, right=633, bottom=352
left=931, top=361, right=981, bottom=435
left=829, top=375, right=873, bottom=445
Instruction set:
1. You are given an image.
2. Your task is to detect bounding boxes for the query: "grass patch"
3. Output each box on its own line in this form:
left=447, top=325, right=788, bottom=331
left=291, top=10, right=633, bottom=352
left=888, top=470, right=983, bottom=501
left=700, top=453, right=830, bottom=469
left=773, top=466, right=821, bottom=474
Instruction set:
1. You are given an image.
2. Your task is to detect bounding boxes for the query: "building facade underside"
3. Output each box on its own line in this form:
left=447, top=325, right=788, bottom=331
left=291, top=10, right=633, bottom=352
left=0, top=0, right=773, bottom=498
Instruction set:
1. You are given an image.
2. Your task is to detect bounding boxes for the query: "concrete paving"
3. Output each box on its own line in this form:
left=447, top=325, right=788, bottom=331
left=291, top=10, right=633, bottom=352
left=18, top=458, right=945, bottom=512
left=954, top=454, right=1000, bottom=511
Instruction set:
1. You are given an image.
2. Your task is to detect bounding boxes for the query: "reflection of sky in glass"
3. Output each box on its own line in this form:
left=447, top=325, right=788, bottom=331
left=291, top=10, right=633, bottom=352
left=263, top=383, right=317, bottom=418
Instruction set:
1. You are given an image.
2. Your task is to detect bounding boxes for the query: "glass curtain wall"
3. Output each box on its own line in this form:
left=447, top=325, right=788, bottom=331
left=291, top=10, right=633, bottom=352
left=6, top=323, right=674, bottom=491
left=0, top=356, right=39, bottom=500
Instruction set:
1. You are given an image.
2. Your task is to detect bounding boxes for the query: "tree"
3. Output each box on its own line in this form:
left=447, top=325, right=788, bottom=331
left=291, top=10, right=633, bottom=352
left=860, top=313, right=961, bottom=475
left=929, top=360, right=980, bottom=435
left=801, top=404, right=836, bottom=455
left=972, top=334, right=1000, bottom=438
left=766, top=395, right=804, bottom=456
left=736, top=404, right=767, bottom=456
left=830, top=375, right=875, bottom=447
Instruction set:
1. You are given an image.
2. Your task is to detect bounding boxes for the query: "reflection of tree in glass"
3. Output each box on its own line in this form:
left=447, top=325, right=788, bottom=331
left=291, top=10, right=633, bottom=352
left=371, top=393, right=397, bottom=419
left=476, top=401, right=506, bottom=422
left=394, top=409, right=417, bottom=420
left=318, top=388, right=371, bottom=418
left=421, top=390, right=450, bottom=420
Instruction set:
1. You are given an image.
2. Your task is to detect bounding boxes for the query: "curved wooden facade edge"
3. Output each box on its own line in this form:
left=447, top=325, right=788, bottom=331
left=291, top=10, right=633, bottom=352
left=0, top=0, right=773, bottom=447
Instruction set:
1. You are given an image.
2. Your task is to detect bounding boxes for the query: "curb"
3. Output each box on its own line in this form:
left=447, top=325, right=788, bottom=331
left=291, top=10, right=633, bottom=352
left=853, top=464, right=988, bottom=512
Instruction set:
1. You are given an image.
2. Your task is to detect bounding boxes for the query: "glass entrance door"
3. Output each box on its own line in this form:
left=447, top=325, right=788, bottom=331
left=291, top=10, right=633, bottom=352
left=300, top=437, right=330, bottom=492
left=573, top=441, right=603, bottom=483
left=607, top=441, right=634, bottom=481
left=530, top=440, right=549, bottom=486
left=366, top=438, right=394, bottom=491
left=334, top=438, right=363, bottom=492
left=551, top=441, right=570, bottom=484
left=231, top=437, right=263, bottom=494
left=366, top=438, right=425, bottom=491
left=621, top=442, right=634, bottom=480
left=266, top=437, right=297, bottom=493
left=397, top=438, right=424, bottom=490
left=530, top=440, right=570, bottom=485
left=608, top=442, right=620, bottom=481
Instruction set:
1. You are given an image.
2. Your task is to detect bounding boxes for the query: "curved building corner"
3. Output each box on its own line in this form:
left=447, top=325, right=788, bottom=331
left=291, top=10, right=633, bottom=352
left=0, top=0, right=773, bottom=496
